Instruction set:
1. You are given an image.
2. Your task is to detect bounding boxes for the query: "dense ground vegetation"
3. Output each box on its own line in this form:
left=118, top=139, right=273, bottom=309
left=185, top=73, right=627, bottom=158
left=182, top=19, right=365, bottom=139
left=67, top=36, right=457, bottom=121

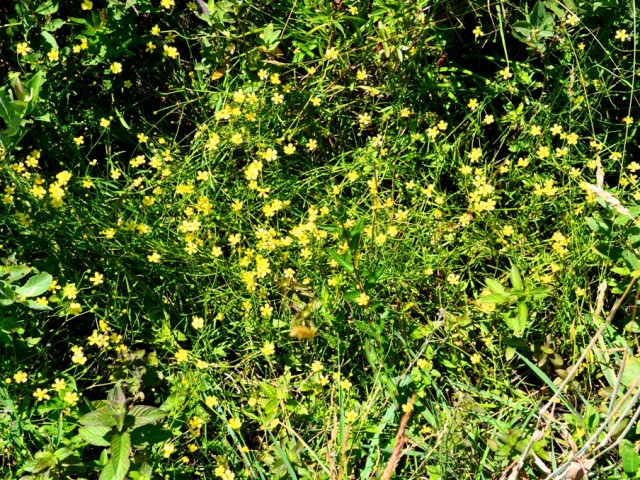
left=1, top=0, right=640, bottom=478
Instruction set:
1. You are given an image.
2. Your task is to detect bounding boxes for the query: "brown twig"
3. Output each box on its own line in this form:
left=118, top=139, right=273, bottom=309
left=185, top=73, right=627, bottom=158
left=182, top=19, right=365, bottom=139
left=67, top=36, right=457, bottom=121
left=380, top=393, right=417, bottom=480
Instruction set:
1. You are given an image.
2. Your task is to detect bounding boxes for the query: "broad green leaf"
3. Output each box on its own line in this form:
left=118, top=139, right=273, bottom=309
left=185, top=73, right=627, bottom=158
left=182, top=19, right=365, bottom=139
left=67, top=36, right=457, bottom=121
left=41, top=31, right=59, bottom=50
left=128, top=405, right=166, bottom=428
left=24, top=299, right=53, bottom=311
left=586, top=217, right=610, bottom=234
left=528, top=287, right=551, bottom=301
left=476, top=293, right=510, bottom=305
left=160, top=391, right=186, bottom=412
left=517, top=302, right=528, bottom=334
left=510, top=264, right=523, bottom=290
left=99, top=432, right=131, bottom=480
left=622, top=249, right=640, bottom=271
left=15, top=272, right=52, bottom=298
left=79, top=408, right=117, bottom=428
left=79, top=425, right=112, bottom=447
left=0, top=264, right=28, bottom=282
left=326, top=248, right=354, bottom=273
left=502, top=310, right=526, bottom=337
left=36, top=0, right=59, bottom=15
left=620, top=439, right=640, bottom=475
left=621, top=356, right=640, bottom=388
left=485, top=278, right=507, bottom=295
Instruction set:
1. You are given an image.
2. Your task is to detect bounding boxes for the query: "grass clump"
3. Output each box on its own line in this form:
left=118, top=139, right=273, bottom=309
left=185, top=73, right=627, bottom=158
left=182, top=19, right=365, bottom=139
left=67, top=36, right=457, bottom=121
left=1, top=0, right=640, bottom=478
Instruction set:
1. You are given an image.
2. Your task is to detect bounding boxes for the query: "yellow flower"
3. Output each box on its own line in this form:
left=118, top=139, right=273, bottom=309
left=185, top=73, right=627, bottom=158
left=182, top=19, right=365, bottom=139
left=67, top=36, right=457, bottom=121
left=71, top=345, right=87, bottom=364
left=467, top=98, right=479, bottom=110
left=175, top=348, right=190, bottom=363
left=64, top=391, right=80, bottom=406
left=228, top=417, right=242, bottom=430
left=615, top=29, right=630, bottom=41
left=74, top=136, right=84, bottom=146
left=16, top=42, right=31, bottom=56
left=52, top=378, right=67, bottom=391
left=345, top=410, right=358, bottom=423
left=356, top=292, right=370, bottom=306
left=110, top=62, right=123, bottom=74
left=472, top=26, right=483, bottom=38
left=160, top=0, right=175, bottom=9
left=47, top=50, right=59, bottom=62
left=99, top=118, right=111, bottom=128
left=147, top=252, right=161, bottom=263
left=163, top=443, right=175, bottom=458
left=192, top=316, right=204, bottom=329
left=356, top=69, right=367, bottom=81
left=13, top=371, right=28, bottom=383
left=205, top=395, right=219, bottom=408
left=163, top=45, right=179, bottom=58
left=89, top=272, right=104, bottom=285
left=81, top=0, right=93, bottom=10
left=324, top=47, right=339, bottom=61
left=33, top=388, right=51, bottom=401
left=261, top=342, right=275, bottom=356
left=69, top=302, right=83, bottom=315
left=498, top=67, right=512, bottom=80
left=470, top=353, right=482, bottom=364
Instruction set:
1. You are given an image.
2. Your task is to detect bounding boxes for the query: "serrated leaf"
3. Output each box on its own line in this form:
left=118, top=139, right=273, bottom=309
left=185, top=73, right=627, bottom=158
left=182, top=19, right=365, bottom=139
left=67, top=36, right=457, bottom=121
left=99, top=432, right=130, bottom=480
left=79, top=408, right=117, bottom=428
left=485, top=278, right=507, bottom=295
left=15, top=272, right=52, bottom=298
left=128, top=405, right=166, bottom=428
left=78, top=425, right=112, bottom=447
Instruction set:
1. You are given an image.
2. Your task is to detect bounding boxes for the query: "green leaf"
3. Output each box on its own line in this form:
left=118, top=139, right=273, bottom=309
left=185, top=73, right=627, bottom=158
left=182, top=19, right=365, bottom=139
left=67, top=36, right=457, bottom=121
left=79, top=408, right=117, bottom=428
left=41, top=31, right=59, bottom=50
left=517, top=302, right=528, bottom=333
left=502, top=309, right=526, bottom=337
left=348, top=217, right=365, bottom=253
left=477, top=293, right=510, bottom=305
left=485, top=278, right=507, bottom=295
left=36, top=0, right=59, bottom=15
left=128, top=406, right=166, bottom=428
left=24, top=71, right=46, bottom=104
left=620, top=439, right=640, bottom=475
left=510, top=264, right=523, bottom=290
left=79, top=425, right=112, bottom=447
left=528, top=287, right=551, bottom=301
left=586, top=217, right=610, bottom=234
left=622, top=249, right=640, bottom=271
left=0, top=266, right=31, bottom=283
left=327, top=248, right=354, bottom=273
left=99, top=432, right=131, bottom=480
left=15, top=272, right=52, bottom=298
left=621, top=356, right=640, bottom=388
left=364, top=266, right=385, bottom=290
